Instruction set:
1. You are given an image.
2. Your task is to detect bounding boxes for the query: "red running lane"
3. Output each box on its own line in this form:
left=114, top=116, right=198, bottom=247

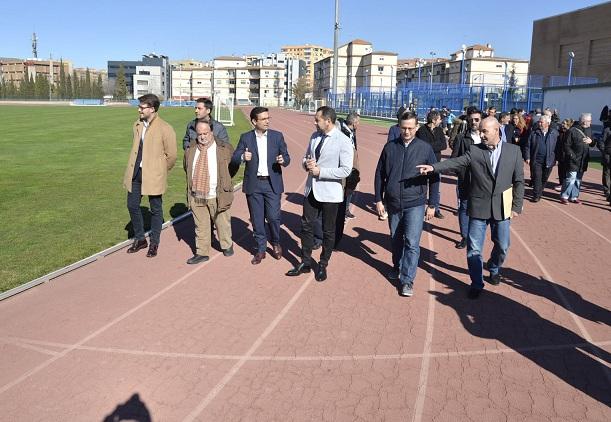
left=0, top=108, right=609, bottom=421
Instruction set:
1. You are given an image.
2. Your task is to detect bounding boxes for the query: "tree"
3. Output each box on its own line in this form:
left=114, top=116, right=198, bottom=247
left=58, top=59, right=66, bottom=99
left=507, top=66, right=518, bottom=104
left=66, top=74, right=73, bottom=98
left=292, top=76, right=311, bottom=109
left=114, top=64, right=128, bottom=100
left=72, top=70, right=81, bottom=98
left=94, top=74, right=104, bottom=98
left=83, top=68, right=92, bottom=98
left=34, top=73, right=49, bottom=99
left=20, top=74, right=35, bottom=99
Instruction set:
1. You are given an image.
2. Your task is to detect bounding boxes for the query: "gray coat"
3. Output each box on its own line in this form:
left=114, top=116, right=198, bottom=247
left=433, top=142, right=524, bottom=220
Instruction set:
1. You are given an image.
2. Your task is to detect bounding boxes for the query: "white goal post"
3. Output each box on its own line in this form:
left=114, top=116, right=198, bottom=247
left=214, top=95, right=234, bottom=127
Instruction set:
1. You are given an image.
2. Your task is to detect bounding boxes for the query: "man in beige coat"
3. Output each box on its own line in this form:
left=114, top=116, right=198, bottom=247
left=184, top=119, right=237, bottom=264
left=123, top=94, right=177, bottom=257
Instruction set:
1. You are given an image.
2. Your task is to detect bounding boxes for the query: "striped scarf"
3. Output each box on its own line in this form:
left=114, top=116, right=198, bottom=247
left=191, top=139, right=215, bottom=203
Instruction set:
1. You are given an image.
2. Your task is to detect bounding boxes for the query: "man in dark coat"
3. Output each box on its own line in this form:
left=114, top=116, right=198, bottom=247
left=416, top=109, right=447, bottom=219
left=560, top=113, right=595, bottom=204
left=524, top=115, right=560, bottom=202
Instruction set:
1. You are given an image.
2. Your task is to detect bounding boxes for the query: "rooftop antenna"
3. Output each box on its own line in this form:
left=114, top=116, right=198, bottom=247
left=32, top=32, right=38, bottom=59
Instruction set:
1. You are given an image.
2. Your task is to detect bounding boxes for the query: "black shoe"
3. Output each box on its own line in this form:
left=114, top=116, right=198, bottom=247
left=467, top=287, right=482, bottom=299
left=400, top=284, right=413, bottom=297
left=455, top=238, right=467, bottom=249
left=315, top=265, right=327, bottom=282
left=222, top=245, right=234, bottom=257
left=531, top=197, right=540, bottom=203
left=312, top=242, right=322, bottom=250
left=127, top=239, right=148, bottom=254
left=146, top=243, right=158, bottom=258
left=186, top=254, right=209, bottom=265
left=488, top=273, right=503, bottom=286
left=286, top=262, right=311, bottom=276
left=434, top=210, right=444, bottom=219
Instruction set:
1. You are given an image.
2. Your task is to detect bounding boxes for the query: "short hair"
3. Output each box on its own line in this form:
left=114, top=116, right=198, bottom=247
left=195, top=118, right=213, bottom=131
left=138, top=94, right=160, bottom=112
left=499, top=112, right=510, bottom=120
left=196, top=97, right=214, bottom=111
left=580, top=113, right=592, bottom=122
left=250, top=106, right=269, bottom=122
left=426, top=110, right=441, bottom=124
left=345, top=111, right=360, bottom=126
left=562, top=118, right=574, bottom=128
left=543, top=109, right=553, bottom=117
left=467, top=107, right=482, bottom=117
left=316, top=106, right=336, bottom=124
left=540, top=115, right=551, bottom=124
left=488, top=106, right=496, bottom=111
left=400, top=111, right=418, bottom=123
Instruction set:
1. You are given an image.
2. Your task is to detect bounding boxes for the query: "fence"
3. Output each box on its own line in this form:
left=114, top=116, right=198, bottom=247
left=328, top=82, right=545, bottom=118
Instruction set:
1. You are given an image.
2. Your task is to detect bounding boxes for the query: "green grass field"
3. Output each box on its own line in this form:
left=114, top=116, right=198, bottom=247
left=0, top=105, right=251, bottom=293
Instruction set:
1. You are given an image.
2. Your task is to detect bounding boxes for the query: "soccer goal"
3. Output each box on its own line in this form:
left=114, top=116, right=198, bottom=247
left=214, top=95, right=234, bottom=127
left=307, top=99, right=323, bottom=114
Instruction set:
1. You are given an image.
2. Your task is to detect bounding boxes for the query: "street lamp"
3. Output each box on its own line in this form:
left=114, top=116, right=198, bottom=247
left=502, top=61, right=508, bottom=111
left=429, top=51, right=436, bottom=90
left=417, top=59, right=423, bottom=88
left=568, top=51, right=575, bottom=86
left=460, top=44, right=466, bottom=85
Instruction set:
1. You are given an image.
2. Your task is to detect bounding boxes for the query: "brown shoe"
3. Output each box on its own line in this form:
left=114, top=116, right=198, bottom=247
left=271, top=244, right=283, bottom=260
left=251, top=251, right=266, bottom=265
left=146, top=243, right=158, bottom=258
left=127, top=239, right=148, bottom=254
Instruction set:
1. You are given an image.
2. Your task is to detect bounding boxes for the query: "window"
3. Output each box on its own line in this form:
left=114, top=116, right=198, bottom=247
left=378, top=66, right=384, bottom=72
left=137, top=80, right=148, bottom=86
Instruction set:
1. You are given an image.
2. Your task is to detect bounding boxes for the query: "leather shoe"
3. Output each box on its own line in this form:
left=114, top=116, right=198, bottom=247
left=315, top=265, right=327, bottom=282
left=488, top=273, right=503, bottom=286
left=434, top=210, right=444, bottom=219
left=271, top=244, right=283, bottom=260
left=455, top=238, right=467, bottom=249
left=467, top=287, right=482, bottom=299
left=251, top=251, right=266, bottom=265
left=223, top=245, right=234, bottom=257
left=187, top=254, right=209, bottom=264
left=286, top=262, right=311, bottom=276
left=146, top=243, right=158, bottom=258
left=127, top=239, right=148, bottom=254
left=312, top=242, right=322, bottom=250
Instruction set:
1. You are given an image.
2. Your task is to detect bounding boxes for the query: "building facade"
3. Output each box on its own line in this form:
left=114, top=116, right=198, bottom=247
left=0, top=57, right=72, bottom=86
left=313, top=39, right=398, bottom=99
left=530, top=2, right=611, bottom=86
left=108, top=53, right=171, bottom=99
left=281, top=44, right=332, bottom=86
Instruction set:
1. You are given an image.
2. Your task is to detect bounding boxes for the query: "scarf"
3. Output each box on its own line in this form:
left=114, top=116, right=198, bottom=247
left=191, top=139, right=215, bottom=203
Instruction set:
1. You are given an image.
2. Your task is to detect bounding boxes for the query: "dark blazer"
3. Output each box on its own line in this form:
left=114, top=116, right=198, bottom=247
left=564, top=125, right=593, bottom=173
left=433, top=142, right=524, bottom=220
left=525, top=128, right=559, bottom=167
left=387, top=124, right=401, bottom=142
left=416, top=124, right=447, bottom=153
left=502, top=123, right=515, bottom=144
left=231, top=129, right=290, bottom=195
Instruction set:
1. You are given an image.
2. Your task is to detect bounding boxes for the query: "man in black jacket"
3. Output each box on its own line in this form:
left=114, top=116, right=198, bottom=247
left=375, top=112, right=440, bottom=297
left=524, top=115, right=560, bottom=202
left=560, top=113, right=595, bottom=204
left=416, top=110, right=448, bottom=219
left=182, top=98, right=229, bottom=150
left=418, top=117, right=524, bottom=299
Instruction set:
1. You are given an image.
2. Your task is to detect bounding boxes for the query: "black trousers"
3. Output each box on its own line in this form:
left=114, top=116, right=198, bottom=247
left=127, top=169, right=163, bottom=244
left=602, top=152, right=610, bottom=199
left=300, top=192, right=339, bottom=267
left=532, top=162, right=553, bottom=199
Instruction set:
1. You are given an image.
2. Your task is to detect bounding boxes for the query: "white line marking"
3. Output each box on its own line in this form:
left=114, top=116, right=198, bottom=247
left=546, top=201, right=611, bottom=245
left=412, top=230, right=437, bottom=422
left=182, top=276, right=315, bottom=421
left=0, top=338, right=60, bottom=357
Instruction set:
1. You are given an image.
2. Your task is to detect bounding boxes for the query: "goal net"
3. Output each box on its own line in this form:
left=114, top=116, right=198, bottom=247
left=307, top=99, right=323, bottom=114
left=214, top=95, right=234, bottom=127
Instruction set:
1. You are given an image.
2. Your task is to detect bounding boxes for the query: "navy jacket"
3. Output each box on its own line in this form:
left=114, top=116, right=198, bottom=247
left=231, top=129, right=290, bottom=195
left=525, top=128, right=559, bottom=167
left=387, top=124, right=401, bottom=142
left=375, top=137, right=440, bottom=213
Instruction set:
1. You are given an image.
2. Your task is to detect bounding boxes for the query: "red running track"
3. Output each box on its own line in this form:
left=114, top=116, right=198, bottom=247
left=1, top=108, right=610, bottom=421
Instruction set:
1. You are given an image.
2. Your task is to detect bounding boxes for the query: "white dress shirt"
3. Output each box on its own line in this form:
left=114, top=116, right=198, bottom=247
left=255, top=130, right=269, bottom=176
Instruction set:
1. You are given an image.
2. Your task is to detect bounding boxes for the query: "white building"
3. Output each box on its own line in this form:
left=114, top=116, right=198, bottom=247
left=171, top=67, right=214, bottom=100
left=133, top=66, right=164, bottom=99
left=313, top=39, right=398, bottom=99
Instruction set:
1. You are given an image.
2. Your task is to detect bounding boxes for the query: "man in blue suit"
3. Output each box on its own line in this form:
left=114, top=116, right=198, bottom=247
left=232, top=107, right=291, bottom=264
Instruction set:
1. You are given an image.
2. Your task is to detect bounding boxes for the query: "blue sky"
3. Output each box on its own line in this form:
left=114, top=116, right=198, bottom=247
left=0, top=0, right=603, bottom=69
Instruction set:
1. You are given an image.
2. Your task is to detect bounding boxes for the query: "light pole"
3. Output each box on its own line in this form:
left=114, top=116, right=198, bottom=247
left=502, top=61, right=508, bottom=111
left=567, top=51, right=575, bottom=86
left=460, top=44, right=466, bottom=85
left=429, top=51, right=436, bottom=90
left=178, top=64, right=182, bottom=107
left=417, top=59, right=423, bottom=88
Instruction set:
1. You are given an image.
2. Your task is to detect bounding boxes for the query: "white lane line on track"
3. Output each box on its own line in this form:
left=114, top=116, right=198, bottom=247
left=5, top=336, right=609, bottom=362
left=412, top=230, right=437, bottom=422
left=182, top=275, right=315, bottom=422
left=545, top=200, right=611, bottom=245
left=510, top=228, right=611, bottom=383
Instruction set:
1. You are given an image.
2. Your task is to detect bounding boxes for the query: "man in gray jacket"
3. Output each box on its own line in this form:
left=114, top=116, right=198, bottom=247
left=286, top=106, right=354, bottom=282
left=182, top=97, right=229, bottom=150
left=418, top=117, right=524, bottom=299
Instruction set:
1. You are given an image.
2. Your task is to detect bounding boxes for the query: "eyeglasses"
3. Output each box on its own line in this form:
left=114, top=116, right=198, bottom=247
left=138, top=105, right=152, bottom=110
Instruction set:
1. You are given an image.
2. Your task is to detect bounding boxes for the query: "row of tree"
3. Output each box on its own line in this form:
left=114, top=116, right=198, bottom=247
left=0, top=60, right=105, bottom=100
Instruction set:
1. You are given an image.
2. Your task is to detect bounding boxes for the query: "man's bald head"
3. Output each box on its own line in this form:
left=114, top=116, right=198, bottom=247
left=479, top=117, right=501, bottom=147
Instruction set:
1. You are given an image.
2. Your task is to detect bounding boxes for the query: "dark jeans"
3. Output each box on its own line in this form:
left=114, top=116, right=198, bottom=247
left=127, top=179, right=163, bottom=245
left=300, top=192, right=339, bottom=267
left=557, top=161, right=567, bottom=187
left=602, top=152, right=611, bottom=198
left=246, top=178, right=281, bottom=253
left=532, top=162, right=553, bottom=199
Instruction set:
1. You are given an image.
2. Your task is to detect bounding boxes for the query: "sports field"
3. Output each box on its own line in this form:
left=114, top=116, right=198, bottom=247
left=0, top=105, right=251, bottom=293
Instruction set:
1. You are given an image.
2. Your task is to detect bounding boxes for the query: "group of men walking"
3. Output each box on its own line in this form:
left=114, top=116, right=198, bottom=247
left=121, top=93, right=543, bottom=301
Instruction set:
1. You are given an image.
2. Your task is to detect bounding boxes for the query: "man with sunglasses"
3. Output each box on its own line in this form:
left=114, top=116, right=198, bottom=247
left=123, top=94, right=177, bottom=258
left=450, top=108, right=483, bottom=249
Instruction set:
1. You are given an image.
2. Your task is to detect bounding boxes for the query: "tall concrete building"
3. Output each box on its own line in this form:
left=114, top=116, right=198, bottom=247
left=313, top=39, right=398, bottom=99
left=0, top=57, right=72, bottom=86
left=252, top=53, right=306, bottom=106
left=281, top=44, right=332, bottom=86
left=108, top=53, right=171, bottom=99
left=530, top=2, right=611, bottom=86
